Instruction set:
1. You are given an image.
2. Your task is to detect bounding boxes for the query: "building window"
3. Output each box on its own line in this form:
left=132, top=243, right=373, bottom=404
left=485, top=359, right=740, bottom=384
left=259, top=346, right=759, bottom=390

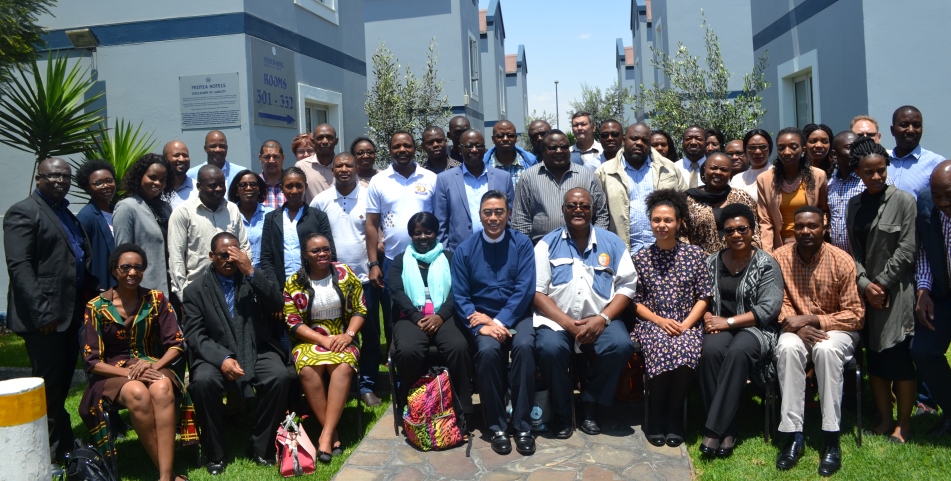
left=794, top=75, right=813, bottom=129
left=298, top=84, right=343, bottom=147
left=777, top=50, right=821, bottom=129
left=498, top=67, right=506, bottom=115
left=305, top=107, right=329, bottom=134
left=468, top=35, right=479, bottom=99
left=295, top=0, right=338, bottom=25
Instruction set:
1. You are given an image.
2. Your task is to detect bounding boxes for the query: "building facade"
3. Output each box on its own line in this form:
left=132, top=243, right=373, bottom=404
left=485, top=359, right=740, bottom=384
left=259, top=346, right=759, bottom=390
left=0, top=0, right=368, bottom=313
left=479, top=0, right=508, bottom=137
left=504, top=45, right=528, bottom=134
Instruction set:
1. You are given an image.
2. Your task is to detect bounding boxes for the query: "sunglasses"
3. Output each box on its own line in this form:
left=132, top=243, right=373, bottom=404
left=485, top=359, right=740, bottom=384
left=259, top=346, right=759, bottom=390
left=723, top=225, right=751, bottom=235
left=117, top=264, right=146, bottom=274
left=599, top=131, right=621, bottom=139
left=564, top=203, right=592, bottom=212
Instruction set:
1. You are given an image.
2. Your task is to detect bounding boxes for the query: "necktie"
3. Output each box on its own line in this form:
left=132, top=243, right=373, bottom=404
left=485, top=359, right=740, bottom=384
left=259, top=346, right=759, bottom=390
left=224, top=280, right=235, bottom=319
left=689, top=162, right=699, bottom=188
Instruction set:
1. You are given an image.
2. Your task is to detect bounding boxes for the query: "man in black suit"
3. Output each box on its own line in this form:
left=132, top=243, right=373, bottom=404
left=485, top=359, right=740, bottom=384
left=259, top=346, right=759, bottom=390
left=183, top=232, right=291, bottom=475
left=4, top=158, right=98, bottom=470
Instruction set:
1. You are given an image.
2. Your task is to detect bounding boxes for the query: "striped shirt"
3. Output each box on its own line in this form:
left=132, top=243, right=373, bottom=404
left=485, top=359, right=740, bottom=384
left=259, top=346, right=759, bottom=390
left=916, top=209, right=951, bottom=291
left=773, top=242, right=864, bottom=332
left=827, top=168, right=864, bottom=252
left=511, top=162, right=609, bottom=244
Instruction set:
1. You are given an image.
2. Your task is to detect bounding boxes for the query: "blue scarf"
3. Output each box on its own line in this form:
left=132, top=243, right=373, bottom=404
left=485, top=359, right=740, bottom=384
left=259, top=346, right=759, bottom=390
left=401, top=242, right=450, bottom=313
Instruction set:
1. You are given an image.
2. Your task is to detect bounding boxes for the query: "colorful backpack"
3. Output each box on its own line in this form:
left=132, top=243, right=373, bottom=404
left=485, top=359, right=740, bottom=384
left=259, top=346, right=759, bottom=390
left=403, top=366, right=469, bottom=453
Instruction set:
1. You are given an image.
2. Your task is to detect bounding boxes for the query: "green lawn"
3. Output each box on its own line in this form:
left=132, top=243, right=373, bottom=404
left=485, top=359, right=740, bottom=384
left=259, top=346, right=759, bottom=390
left=0, top=333, right=30, bottom=367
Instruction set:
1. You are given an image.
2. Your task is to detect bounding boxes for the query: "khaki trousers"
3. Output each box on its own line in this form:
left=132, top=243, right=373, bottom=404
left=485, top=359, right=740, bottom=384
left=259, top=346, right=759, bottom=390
left=775, top=330, right=858, bottom=433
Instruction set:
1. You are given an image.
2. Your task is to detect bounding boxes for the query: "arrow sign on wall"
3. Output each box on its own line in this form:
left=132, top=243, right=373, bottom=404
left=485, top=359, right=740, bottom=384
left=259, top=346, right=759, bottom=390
left=257, top=112, right=295, bottom=124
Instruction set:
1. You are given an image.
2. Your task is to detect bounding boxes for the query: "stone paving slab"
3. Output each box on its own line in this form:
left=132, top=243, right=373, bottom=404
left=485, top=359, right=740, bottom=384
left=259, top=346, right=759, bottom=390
left=333, top=399, right=694, bottom=481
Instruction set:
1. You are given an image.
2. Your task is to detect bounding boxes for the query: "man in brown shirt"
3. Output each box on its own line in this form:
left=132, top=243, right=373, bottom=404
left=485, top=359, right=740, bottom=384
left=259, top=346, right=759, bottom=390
left=772, top=206, right=864, bottom=477
left=295, top=123, right=336, bottom=203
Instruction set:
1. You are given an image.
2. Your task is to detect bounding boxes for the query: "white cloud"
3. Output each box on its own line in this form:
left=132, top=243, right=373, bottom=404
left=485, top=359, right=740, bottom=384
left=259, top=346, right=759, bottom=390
left=577, top=33, right=591, bottom=40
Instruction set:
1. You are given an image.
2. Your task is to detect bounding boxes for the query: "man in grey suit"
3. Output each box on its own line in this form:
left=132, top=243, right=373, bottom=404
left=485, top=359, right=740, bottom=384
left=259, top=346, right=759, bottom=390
left=433, top=129, right=514, bottom=252
left=4, top=158, right=98, bottom=472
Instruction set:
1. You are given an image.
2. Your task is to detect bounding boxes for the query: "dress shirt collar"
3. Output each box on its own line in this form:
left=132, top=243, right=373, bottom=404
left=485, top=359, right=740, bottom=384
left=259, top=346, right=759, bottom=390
left=891, top=144, right=923, bottom=160
left=214, top=271, right=235, bottom=287
left=560, top=225, right=597, bottom=254
left=334, top=183, right=361, bottom=200
left=462, top=162, right=488, bottom=179
left=482, top=229, right=506, bottom=243
left=35, top=189, right=69, bottom=209
left=571, top=140, right=602, bottom=154
left=197, top=197, right=227, bottom=213
left=283, top=205, right=304, bottom=221
left=794, top=243, right=827, bottom=267
left=491, top=151, right=524, bottom=168
left=624, top=154, right=652, bottom=175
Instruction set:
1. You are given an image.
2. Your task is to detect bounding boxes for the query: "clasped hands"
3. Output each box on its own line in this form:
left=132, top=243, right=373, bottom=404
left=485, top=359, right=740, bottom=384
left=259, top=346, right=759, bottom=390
left=417, top=314, right=444, bottom=336
left=782, top=314, right=829, bottom=344
left=127, top=360, right=166, bottom=383
left=470, top=312, right=510, bottom=343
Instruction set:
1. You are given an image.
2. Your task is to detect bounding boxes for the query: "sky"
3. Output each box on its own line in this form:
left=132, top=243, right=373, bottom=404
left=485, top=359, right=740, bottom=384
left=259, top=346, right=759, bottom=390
left=479, top=0, right=633, bottom=130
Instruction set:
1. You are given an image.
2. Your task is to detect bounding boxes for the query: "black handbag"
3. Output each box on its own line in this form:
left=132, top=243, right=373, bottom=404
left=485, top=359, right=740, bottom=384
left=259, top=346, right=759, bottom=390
left=64, top=439, right=118, bottom=481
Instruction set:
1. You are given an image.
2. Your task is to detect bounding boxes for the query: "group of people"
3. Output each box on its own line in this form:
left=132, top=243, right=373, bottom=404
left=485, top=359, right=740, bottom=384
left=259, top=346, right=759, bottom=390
left=4, top=105, right=950, bottom=479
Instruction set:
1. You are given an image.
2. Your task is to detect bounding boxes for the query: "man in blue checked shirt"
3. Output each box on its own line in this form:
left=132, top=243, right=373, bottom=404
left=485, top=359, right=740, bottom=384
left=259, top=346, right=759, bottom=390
left=888, top=106, right=943, bottom=200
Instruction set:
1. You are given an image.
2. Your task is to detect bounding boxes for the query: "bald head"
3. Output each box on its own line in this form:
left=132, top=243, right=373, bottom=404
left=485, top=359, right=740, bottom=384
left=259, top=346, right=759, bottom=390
left=36, top=157, right=71, bottom=202
left=460, top=129, right=486, bottom=166
left=204, top=130, right=228, bottom=167
left=932, top=160, right=951, bottom=186
left=163, top=140, right=191, bottom=176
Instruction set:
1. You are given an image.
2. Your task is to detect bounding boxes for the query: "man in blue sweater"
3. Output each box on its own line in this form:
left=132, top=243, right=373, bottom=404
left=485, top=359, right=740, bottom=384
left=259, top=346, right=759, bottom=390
left=452, top=190, right=537, bottom=455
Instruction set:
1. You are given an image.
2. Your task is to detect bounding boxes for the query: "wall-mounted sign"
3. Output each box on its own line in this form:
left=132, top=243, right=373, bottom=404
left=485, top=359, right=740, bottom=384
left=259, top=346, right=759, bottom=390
left=251, top=38, right=298, bottom=129
left=179, top=73, right=241, bottom=130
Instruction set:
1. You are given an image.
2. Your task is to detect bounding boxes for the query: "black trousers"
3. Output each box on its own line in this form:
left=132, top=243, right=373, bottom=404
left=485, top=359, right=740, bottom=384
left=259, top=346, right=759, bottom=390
left=470, top=316, right=536, bottom=433
left=188, top=351, right=291, bottom=462
left=21, top=325, right=80, bottom=463
left=698, top=329, right=763, bottom=435
left=912, top=296, right=951, bottom=413
left=392, top=315, right=473, bottom=413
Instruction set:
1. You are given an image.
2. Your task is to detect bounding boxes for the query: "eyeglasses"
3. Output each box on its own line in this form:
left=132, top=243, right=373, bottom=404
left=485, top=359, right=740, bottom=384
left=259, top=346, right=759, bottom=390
left=308, top=247, right=332, bottom=254
left=238, top=182, right=259, bottom=189
left=856, top=132, right=879, bottom=138
left=546, top=144, right=570, bottom=152
left=564, top=203, right=592, bottom=212
left=117, top=264, right=145, bottom=274
left=296, top=148, right=316, bottom=156
left=91, top=178, right=115, bottom=187
left=723, top=225, right=751, bottom=235
left=726, top=152, right=745, bottom=158
left=461, top=144, right=486, bottom=150
left=599, top=131, right=621, bottom=138
left=481, top=208, right=506, bottom=218
left=530, top=131, right=550, bottom=139
left=354, top=149, right=376, bottom=157
left=746, top=145, right=770, bottom=152
left=493, top=133, right=517, bottom=140
left=214, top=252, right=231, bottom=260
left=38, top=173, right=72, bottom=182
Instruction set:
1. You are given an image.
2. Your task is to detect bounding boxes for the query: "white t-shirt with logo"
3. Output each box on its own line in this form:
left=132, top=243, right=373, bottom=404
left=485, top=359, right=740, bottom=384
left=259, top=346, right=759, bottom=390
left=365, top=164, right=437, bottom=260
left=312, top=184, right=370, bottom=282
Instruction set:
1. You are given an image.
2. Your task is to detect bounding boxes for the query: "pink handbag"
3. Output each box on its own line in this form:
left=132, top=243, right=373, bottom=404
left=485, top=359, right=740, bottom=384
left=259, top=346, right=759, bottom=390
left=275, top=413, right=317, bottom=477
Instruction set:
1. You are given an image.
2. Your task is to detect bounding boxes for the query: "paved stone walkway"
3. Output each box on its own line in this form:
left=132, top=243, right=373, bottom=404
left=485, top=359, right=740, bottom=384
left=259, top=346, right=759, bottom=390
left=334, top=397, right=694, bottom=481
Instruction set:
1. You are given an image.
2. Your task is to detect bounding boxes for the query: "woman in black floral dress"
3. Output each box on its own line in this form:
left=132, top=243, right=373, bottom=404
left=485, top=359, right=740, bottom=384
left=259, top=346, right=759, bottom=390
left=632, top=189, right=712, bottom=448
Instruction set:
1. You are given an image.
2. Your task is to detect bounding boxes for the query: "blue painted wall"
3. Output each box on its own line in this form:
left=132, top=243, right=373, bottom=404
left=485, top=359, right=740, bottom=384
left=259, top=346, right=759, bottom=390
left=479, top=0, right=507, bottom=137
left=505, top=45, right=528, bottom=134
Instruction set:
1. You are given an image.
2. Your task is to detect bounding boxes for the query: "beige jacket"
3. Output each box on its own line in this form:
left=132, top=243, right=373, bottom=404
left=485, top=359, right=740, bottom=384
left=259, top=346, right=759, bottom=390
left=755, top=166, right=829, bottom=253
left=595, top=148, right=687, bottom=249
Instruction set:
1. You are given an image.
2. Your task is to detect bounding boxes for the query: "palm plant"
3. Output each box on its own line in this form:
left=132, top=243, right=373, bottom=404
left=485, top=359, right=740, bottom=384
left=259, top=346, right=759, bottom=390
left=0, top=53, right=105, bottom=193
left=83, top=119, right=157, bottom=200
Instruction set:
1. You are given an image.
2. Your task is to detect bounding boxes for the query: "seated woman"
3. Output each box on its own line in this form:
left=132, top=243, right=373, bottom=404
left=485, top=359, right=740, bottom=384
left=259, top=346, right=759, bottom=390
left=389, top=212, right=473, bottom=423
left=632, top=189, right=711, bottom=448
left=698, top=204, right=783, bottom=458
left=79, top=243, right=193, bottom=481
left=284, top=234, right=366, bottom=463
left=686, top=152, right=760, bottom=255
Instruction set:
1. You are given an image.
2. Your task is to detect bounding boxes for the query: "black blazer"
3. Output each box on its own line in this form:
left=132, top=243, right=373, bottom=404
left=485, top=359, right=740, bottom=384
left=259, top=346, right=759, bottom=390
left=260, top=204, right=336, bottom=287
left=388, top=250, right=455, bottom=323
left=3, top=192, right=96, bottom=333
left=917, top=187, right=950, bottom=300
left=181, top=267, right=286, bottom=371
left=77, top=202, right=117, bottom=290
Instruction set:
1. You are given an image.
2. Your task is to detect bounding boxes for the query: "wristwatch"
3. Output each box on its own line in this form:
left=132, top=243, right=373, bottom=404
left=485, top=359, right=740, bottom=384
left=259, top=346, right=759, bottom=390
left=346, top=330, right=357, bottom=338
left=726, top=317, right=735, bottom=328
left=598, top=312, right=612, bottom=326
left=367, top=261, right=380, bottom=269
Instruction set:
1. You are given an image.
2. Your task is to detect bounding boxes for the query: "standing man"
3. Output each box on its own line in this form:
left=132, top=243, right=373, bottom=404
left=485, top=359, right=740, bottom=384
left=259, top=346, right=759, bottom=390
left=434, top=129, right=514, bottom=252
left=420, top=126, right=460, bottom=174
left=677, top=126, right=707, bottom=188
left=527, top=119, right=551, bottom=161
left=512, top=129, right=609, bottom=244
left=724, top=139, right=748, bottom=176
left=4, top=158, right=98, bottom=473
left=448, top=115, right=471, bottom=164
left=452, top=190, right=536, bottom=455
left=168, top=165, right=250, bottom=301
left=772, top=207, right=864, bottom=477
left=296, top=123, right=337, bottom=203
left=570, top=112, right=602, bottom=168
left=186, top=130, right=248, bottom=196
left=533, top=188, right=637, bottom=438
left=912, top=161, right=951, bottom=435
left=311, top=152, right=383, bottom=406
left=258, top=140, right=286, bottom=209
left=851, top=115, right=882, bottom=143
left=888, top=105, right=943, bottom=199
left=595, top=122, right=686, bottom=254
left=366, top=131, right=438, bottom=343
left=183, top=233, right=290, bottom=475
left=589, top=119, right=623, bottom=171
left=483, top=120, right=537, bottom=188
left=827, top=131, right=863, bottom=252
left=165, top=140, right=195, bottom=209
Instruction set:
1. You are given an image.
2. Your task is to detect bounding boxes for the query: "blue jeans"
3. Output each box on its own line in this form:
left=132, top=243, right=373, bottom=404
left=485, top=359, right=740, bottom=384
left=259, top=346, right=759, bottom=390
left=359, top=281, right=382, bottom=394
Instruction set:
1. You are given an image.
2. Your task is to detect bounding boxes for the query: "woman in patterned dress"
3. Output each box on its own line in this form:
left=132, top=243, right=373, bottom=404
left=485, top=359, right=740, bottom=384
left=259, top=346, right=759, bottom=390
left=284, top=233, right=367, bottom=462
left=686, top=152, right=760, bottom=255
left=632, top=189, right=712, bottom=448
left=79, top=243, right=193, bottom=481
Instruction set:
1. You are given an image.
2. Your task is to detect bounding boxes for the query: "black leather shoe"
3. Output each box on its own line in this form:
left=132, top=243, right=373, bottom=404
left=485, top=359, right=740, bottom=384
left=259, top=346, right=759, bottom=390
left=246, top=448, right=273, bottom=467
left=514, top=431, right=535, bottom=455
left=775, top=438, right=805, bottom=470
left=716, top=434, right=736, bottom=458
left=646, top=433, right=667, bottom=447
left=927, top=416, right=951, bottom=437
left=490, top=430, right=512, bottom=455
left=665, top=433, right=684, bottom=447
left=360, top=392, right=382, bottom=407
left=817, top=443, right=841, bottom=476
left=206, top=461, right=226, bottom=475
left=579, top=402, right=600, bottom=435
left=551, top=415, right=573, bottom=439
left=698, top=435, right=719, bottom=457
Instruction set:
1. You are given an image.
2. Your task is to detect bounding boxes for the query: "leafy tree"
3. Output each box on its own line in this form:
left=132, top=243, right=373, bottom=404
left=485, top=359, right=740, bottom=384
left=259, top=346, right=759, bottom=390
left=0, top=53, right=105, bottom=193
left=568, top=80, right=634, bottom=131
left=0, top=0, right=55, bottom=84
left=517, top=109, right=557, bottom=152
left=365, top=40, right=450, bottom=164
left=634, top=12, right=770, bottom=142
